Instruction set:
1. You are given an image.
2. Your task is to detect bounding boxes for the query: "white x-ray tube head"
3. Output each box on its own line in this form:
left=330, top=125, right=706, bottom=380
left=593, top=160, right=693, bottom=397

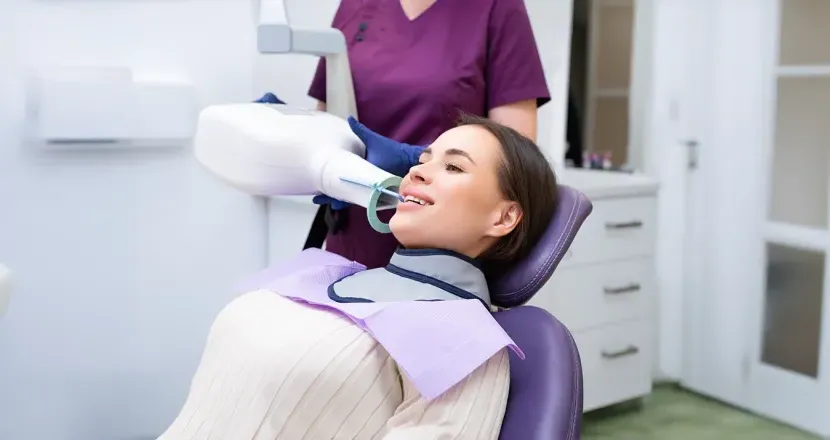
left=193, top=103, right=401, bottom=211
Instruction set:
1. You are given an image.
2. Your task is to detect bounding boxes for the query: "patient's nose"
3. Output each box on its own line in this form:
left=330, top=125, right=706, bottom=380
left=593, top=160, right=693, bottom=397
left=408, top=164, right=431, bottom=184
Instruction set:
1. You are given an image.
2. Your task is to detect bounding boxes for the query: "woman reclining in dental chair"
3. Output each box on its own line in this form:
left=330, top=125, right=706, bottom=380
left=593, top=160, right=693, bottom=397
left=158, top=114, right=559, bottom=440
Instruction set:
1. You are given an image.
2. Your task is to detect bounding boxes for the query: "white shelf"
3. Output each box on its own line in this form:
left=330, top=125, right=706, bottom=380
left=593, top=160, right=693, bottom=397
left=560, top=168, right=658, bottom=199
left=777, top=65, right=830, bottom=78
left=764, top=222, right=829, bottom=252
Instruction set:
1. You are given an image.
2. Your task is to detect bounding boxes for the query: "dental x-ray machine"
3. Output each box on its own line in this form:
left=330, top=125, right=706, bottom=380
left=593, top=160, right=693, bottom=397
left=195, top=0, right=403, bottom=234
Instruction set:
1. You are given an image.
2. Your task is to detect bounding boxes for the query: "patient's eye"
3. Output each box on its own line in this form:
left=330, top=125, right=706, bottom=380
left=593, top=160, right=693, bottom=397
left=445, top=163, right=464, bottom=173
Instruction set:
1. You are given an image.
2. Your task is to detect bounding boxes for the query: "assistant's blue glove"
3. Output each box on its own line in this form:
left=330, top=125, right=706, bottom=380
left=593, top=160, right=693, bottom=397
left=347, top=116, right=426, bottom=178
left=254, top=92, right=285, bottom=104
left=311, top=117, right=426, bottom=212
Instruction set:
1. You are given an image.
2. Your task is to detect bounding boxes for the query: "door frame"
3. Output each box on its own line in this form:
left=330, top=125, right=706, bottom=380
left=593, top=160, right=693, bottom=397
left=637, top=0, right=715, bottom=382
left=679, top=0, right=771, bottom=407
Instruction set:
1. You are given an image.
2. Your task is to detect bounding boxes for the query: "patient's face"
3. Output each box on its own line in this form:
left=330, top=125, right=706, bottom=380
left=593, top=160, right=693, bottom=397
left=390, top=124, right=521, bottom=258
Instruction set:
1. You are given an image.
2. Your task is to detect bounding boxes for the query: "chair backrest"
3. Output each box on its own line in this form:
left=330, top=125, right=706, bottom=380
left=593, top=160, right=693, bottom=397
left=488, top=185, right=593, bottom=440
left=488, top=186, right=593, bottom=308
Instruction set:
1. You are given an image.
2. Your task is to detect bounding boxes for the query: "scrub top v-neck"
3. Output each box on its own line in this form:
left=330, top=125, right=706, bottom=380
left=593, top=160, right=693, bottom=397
left=309, top=0, right=551, bottom=269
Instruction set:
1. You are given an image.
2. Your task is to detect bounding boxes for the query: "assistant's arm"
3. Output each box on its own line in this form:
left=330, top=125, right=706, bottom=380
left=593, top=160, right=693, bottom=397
left=490, top=99, right=539, bottom=142
left=484, top=0, right=550, bottom=143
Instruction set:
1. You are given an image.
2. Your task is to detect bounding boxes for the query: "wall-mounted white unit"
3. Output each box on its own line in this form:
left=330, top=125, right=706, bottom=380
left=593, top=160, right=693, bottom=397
left=25, top=67, right=197, bottom=147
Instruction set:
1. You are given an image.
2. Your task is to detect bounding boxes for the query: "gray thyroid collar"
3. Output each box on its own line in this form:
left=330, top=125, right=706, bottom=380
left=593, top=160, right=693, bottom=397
left=328, top=249, right=491, bottom=307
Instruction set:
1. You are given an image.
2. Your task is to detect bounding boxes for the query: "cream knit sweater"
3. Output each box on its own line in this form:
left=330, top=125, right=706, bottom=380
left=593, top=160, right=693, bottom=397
left=157, top=290, right=510, bottom=440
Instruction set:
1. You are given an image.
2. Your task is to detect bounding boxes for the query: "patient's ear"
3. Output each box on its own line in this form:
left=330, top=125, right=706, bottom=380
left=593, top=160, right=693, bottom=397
left=486, top=202, right=523, bottom=238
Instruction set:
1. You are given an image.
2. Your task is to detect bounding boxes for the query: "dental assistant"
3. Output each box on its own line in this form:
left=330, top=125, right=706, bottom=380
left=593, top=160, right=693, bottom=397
left=308, top=0, right=550, bottom=269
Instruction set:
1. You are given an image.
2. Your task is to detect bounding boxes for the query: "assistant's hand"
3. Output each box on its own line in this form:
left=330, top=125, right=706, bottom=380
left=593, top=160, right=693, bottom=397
left=347, top=116, right=426, bottom=178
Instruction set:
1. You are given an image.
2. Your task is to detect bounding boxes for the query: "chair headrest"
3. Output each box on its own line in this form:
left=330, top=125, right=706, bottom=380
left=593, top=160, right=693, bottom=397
left=489, top=185, right=593, bottom=308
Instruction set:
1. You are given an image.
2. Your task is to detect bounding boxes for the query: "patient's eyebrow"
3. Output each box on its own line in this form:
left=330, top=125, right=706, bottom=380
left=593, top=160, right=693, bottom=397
left=445, top=148, right=476, bottom=165
left=419, top=146, right=476, bottom=165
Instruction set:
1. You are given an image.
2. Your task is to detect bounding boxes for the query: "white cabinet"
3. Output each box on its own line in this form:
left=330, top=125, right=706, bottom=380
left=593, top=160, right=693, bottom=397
left=529, top=168, right=658, bottom=411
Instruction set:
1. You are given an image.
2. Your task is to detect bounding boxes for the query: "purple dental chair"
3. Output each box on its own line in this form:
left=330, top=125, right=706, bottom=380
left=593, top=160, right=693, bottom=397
left=489, top=185, right=593, bottom=440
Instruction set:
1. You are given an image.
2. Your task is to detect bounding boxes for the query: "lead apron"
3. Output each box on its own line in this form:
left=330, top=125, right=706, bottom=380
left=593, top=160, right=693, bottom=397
left=328, top=249, right=492, bottom=307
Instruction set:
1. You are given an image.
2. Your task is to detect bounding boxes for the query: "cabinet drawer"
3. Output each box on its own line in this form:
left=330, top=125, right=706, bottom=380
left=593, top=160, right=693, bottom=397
left=573, top=320, right=653, bottom=412
left=528, top=258, right=653, bottom=331
left=561, top=196, right=656, bottom=267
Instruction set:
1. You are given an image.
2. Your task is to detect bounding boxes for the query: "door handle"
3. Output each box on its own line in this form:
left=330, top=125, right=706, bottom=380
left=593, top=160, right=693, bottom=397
left=601, top=345, right=640, bottom=359
left=605, top=220, right=643, bottom=229
left=682, top=139, right=699, bottom=170
left=604, top=283, right=641, bottom=294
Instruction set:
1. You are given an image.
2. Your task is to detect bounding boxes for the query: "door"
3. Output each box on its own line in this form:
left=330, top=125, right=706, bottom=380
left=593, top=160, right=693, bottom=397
left=682, top=0, right=830, bottom=436
left=744, top=0, right=830, bottom=434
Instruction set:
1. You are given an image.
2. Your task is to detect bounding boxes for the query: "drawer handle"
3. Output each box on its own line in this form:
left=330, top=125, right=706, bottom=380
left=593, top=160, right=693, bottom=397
left=601, top=345, right=640, bottom=359
left=604, top=283, right=641, bottom=295
left=605, top=221, right=643, bottom=230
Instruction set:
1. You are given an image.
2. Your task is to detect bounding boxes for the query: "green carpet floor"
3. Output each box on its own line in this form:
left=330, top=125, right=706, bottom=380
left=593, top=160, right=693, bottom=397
left=582, top=385, right=819, bottom=439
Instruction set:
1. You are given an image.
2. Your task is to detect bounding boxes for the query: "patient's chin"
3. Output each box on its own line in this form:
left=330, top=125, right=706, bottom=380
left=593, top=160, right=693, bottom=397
left=389, top=214, right=425, bottom=248
left=389, top=213, right=409, bottom=241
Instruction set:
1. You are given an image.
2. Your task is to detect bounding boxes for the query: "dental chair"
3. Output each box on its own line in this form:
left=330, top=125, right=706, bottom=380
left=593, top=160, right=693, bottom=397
left=491, top=185, right=591, bottom=440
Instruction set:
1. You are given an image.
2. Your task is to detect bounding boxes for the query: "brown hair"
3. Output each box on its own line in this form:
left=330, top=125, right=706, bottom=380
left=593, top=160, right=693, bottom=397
left=455, top=113, right=559, bottom=269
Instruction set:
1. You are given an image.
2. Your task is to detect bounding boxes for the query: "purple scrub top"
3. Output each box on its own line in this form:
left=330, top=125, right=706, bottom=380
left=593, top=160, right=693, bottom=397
left=309, top=0, right=550, bottom=269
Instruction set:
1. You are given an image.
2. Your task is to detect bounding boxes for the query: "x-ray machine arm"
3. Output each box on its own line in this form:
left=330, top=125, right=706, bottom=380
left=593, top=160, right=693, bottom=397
left=257, top=0, right=358, bottom=120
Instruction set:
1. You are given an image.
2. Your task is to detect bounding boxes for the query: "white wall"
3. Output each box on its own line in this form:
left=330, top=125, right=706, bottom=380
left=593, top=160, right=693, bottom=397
left=0, top=2, right=269, bottom=439
left=0, top=1, right=572, bottom=439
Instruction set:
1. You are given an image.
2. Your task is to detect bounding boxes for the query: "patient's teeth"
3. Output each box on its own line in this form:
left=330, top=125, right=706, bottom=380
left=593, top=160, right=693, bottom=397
left=403, top=195, right=430, bottom=206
